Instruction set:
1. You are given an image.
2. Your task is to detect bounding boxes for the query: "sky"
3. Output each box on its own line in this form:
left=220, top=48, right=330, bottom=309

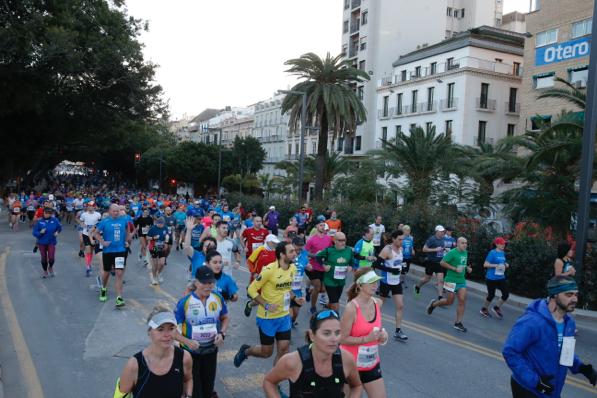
left=125, top=0, right=532, bottom=120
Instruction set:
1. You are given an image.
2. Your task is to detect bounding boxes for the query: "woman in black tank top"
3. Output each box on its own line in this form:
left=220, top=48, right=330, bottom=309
left=263, top=310, right=363, bottom=398
left=114, top=307, right=193, bottom=398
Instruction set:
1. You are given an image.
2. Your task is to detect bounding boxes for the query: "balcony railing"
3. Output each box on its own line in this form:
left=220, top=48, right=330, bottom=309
left=419, top=101, right=437, bottom=114
left=505, top=102, right=520, bottom=115
left=476, top=98, right=497, bottom=111
left=351, top=0, right=361, bottom=9
left=350, top=20, right=360, bottom=34
left=378, top=107, right=393, bottom=119
left=348, top=46, right=358, bottom=58
left=440, top=98, right=458, bottom=111
left=474, top=137, right=495, bottom=146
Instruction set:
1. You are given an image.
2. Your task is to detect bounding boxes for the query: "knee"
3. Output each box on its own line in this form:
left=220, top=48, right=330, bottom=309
left=260, top=346, right=274, bottom=358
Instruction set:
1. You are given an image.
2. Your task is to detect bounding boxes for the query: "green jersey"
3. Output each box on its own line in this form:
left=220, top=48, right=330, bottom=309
left=316, top=247, right=354, bottom=287
left=443, top=248, right=468, bottom=284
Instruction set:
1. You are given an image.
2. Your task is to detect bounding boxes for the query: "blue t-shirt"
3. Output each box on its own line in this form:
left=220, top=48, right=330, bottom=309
left=148, top=225, right=168, bottom=242
left=402, top=236, right=414, bottom=259
left=425, top=235, right=445, bottom=263
left=443, top=235, right=456, bottom=253
left=174, top=210, right=187, bottom=226
left=485, top=249, right=507, bottom=281
left=189, top=250, right=206, bottom=278
left=556, top=321, right=565, bottom=349
left=292, top=249, right=309, bottom=296
left=191, top=224, right=205, bottom=249
left=97, top=216, right=129, bottom=253
left=214, top=271, right=238, bottom=300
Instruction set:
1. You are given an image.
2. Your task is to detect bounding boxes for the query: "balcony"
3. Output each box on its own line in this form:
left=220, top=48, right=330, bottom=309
left=476, top=98, right=497, bottom=112
left=419, top=101, right=437, bottom=114
left=505, top=102, right=520, bottom=115
left=440, top=98, right=458, bottom=111
left=474, top=137, right=495, bottom=146
left=350, top=20, right=360, bottom=34
left=351, top=0, right=361, bottom=9
left=378, top=107, right=393, bottom=119
left=394, top=106, right=404, bottom=117
left=348, top=46, right=358, bottom=58
left=402, top=104, right=419, bottom=115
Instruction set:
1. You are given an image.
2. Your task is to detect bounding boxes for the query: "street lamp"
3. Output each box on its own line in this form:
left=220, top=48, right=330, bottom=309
left=203, top=126, right=223, bottom=199
left=278, top=89, right=307, bottom=208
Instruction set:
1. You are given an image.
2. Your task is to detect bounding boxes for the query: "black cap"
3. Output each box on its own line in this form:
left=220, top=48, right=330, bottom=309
left=195, top=266, right=216, bottom=283
left=292, top=237, right=306, bottom=246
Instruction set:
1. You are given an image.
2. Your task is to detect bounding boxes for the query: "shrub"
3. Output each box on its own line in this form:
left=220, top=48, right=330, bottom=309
left=505, top=237, right=556, bottom=299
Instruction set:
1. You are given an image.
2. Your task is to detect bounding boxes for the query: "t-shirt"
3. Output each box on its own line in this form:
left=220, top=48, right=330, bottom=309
left=443, top=235, right=456, bottom=255
left=135, top=216, right=154, bottom=236
left=556, top=321, right=565, bottom=349
left=148, top=225, right=168, bottom=251
left=248, top=261, right=297, bottom=319
left=317, top=247, right=354, bottom=287
left=216, top=238, right=239, bottom=273
left=242, top=227, right=269, bottom=257
left=96, top=216, right=129, bottom=253
left=163, top=215, right=177, bottom=236
left=79, top=211, right=102, bottom=236
left=325, top=219, right=342, bottom=235
left=214, top=271, right=238, bottom=301
left=305, top=234, right=333, bottom=272
left=485, top=249, right=507, bottom=281
left=381, top=245, right=403, bottom=285
left=402, top=235, right=414, bottom=259
left=369, top=223, right=386, bottom=246
left=189, top=250, right=206, bottom=278
left=264, top=211, right=280, bottom=229
left=425, top=235, right=445, bottom=263
left=292, top=249, right=309, bottom=296
left=173, top=210, right=187, bottom=226
left=190, top=224, right=205, bottom=248
left=354, top=238, right=375, bottom=268
left=174, top=292, right=227, bottom=348
left=248, top=245, right=277, bottom=275
left=443, top=248, right=468, bottom=284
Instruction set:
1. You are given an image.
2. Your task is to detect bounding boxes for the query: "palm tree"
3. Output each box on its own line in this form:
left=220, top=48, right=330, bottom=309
left=304, top=151, right=350, bottom=194
left=281, top=52, right=369, bottom=200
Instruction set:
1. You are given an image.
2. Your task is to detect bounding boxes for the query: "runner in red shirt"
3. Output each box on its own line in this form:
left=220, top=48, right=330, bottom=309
left=241, top=216, right=269, bottom=258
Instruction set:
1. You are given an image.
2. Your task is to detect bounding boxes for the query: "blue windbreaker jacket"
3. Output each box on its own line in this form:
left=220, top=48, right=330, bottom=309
left=32, top=217, right=62, bottom=245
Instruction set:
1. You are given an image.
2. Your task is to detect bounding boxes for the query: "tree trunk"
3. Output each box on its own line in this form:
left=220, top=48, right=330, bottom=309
left=314, top=112, right=328, bottom=201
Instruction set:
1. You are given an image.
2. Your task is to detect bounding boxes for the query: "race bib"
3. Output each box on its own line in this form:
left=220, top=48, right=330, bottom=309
left=13, top=207, right=20, bottom=213
left=115, top=257, right=125, bottom=269
left=192, top=323, right=217, bottom=343
left=357, top=345, right=379, bottom=369
left=155, top=241, right=165, bottom=250
left=27, top=206, right=35, bottom=211
left=437, top=249, right=444, bottom=258
left=291, top=274, right=303, bottom=291
left=328, top=229, right=337, bottom=236
left=495, top=264, right=505, bottom=276
left=443, top=282, right=456, bottom=292
left=372, top=238, right=380, bottom=246
left=559, top=336, right=575, bottom=366
left=333, top=266, right=348, bottom=280
left=141, top=226, right=149, bottom=234
left=66, top=206, right=73, bottom=211
left=283, top=292, right=291, bottom=311
left=223, top=215, right=231, bottom=221
left=387, top=272, right=401, bottom=285
left=252, top=242, right=263, bottom=251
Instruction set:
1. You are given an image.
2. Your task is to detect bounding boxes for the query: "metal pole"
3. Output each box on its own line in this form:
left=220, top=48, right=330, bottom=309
left=159, top=149, right=163, bottom=193
left=217, top=128, right=222, bottom=200
left=574, top=0, right=597, bottom=279
left=298, top=93, right=307, bottom=209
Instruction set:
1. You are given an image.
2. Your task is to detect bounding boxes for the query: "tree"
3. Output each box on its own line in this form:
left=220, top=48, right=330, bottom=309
left=230, top=136, right=266, bottom=177
left=281, top=52, right=369, bottom=200
left=332, top=159, right=384, bottom=203
left=304, top=151, right=350, bottom=195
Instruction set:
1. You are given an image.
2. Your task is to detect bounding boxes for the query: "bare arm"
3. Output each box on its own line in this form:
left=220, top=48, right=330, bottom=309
left=182, top=350, right=193, bottom=396
left=342, top=350, right=363, bottom=398
left=263, top=352, right=300, bottom=398
left=183, top=218, right=195, bottom=257
left=116, top=357, right=138, bottom=394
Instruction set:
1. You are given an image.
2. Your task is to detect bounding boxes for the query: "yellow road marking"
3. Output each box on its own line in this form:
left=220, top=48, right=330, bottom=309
left=221, top=373, right=265, bottom=393
left=0, top=248, right=45, bottom=398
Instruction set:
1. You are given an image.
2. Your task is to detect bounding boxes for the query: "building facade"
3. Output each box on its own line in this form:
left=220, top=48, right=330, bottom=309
left=519, top=0, right=592, bottom=132
left=340, top=0, right=503, bottom=156
left=251, top=94, right=289, bottom=177
left=376, top=26, right=524, bottom=147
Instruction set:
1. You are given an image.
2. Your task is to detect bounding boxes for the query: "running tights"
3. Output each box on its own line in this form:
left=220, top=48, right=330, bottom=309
left=191, top=350, right=218, bottom=398
left=511, top=377, right=537, bottom=398
left=38, top=244, right=56, bottom=271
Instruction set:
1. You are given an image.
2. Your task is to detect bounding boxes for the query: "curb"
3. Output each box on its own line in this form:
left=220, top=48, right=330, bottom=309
left=407, top=264, right=597, bottom=322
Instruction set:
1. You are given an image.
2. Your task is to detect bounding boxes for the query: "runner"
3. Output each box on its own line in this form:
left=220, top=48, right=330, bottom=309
left=305, top=217, right=333, bottom=314
left=353, top=227, right=377, bottom=269
left=480, top=237, right=510, bottom=319
left=201, top=250, right=239, bottom=302
left=147, top=217, right=169, bottom=285
left=263, top=310, right=363, bottom=398
left=290, top=237, right=308, bottom=327
left=264, top=205, right=280, bottom=236
left=32, top=207, right=62, bottom=278
left=183, top=217, right=217, bottom=280
left=503, top=276, right=597, bottom=397
left=247, top=234, right=280, bottom=283
left=242, top=215, right=269, bottom=259
left=443, top=226, right=456, bottom=255
left=294, top=206, right=309, bottom=237
left=369, top=216, right=385, bottom=256
left=163, top=207, right=177, bottom=260
left=426, top=237, right=471, bottom=332
left=316, top=232, right=353, bottom=312
left=340, top=267, right=388, bottom=398
left=9, top=196, right=22, bottom=230
left=94, top=203, right=132, bottom=307
left=114, top=306, right=193, bottom=398
left=414, top=225, right=446, bottom=302
left=554, top=241, right=576, bottom=277
left=234, top=242, right=304, bottom=369
left=174, top=267, right=229, bottom=398
left=173, top=205, right=187, bottom=250
left=374, top=230, right=408, bottom=341
left=79, top=202, right=102, bottom=277
left=25, top=195, right=38, bottom=228
left=135, top=208, right=154, bottom=266
left=325, top=210, right=342, bottom=237
left=283, top=216, right=299, bottom=243
left=401, top=225, right=415, bottom=287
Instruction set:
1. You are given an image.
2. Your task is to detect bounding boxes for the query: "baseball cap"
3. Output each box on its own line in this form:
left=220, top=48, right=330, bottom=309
left=48, top=194, right=55, bottom=200
left=269, top=205, right=275, bottom=210
left=292, top=237, right=306, bottom=246
left=494, top=237, right=506, bottom=245
left=195, top=267, right=216, bottom=283
left=87, top=201, right=95, bottom=206
left=435, top=225, right=445, bottom=232
left=147, top=312, right=177, bottom=329
left=317, top=215, right=326, bottom=223
left=266, top=234, right=281, bottom=244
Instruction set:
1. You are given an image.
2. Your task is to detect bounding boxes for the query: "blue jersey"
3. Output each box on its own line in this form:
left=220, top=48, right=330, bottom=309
left=174, top=292, right=227, bottom=348
left=174, top=210, right=187, bottom=226
left=189, top=250, right=206, bottom=278
left=443, top=235, right=456, bottom=254
left=191, top=224, right=205, bottom=248
left=96, top=216, right=129, bottom=253
left=214, top=271, right=238, bottom=301
left=402, top=235, right=414, bottom=259
left=292, top=249, right=309, bottom=296
left=148, top=225, right=168, bottom=242
left=485, top=249, right=507, bottom=281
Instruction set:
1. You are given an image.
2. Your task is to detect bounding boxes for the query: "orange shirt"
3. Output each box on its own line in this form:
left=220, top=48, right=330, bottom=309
left=325, top=219, right=342, bottom=233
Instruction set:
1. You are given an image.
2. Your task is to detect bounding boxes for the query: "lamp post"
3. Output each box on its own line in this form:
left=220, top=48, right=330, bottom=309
left=278, top=89, right=307, bottom=209
left=203, top=126, right=224, bottom=199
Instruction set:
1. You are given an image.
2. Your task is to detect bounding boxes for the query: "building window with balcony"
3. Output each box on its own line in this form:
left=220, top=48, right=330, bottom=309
left=430, top=62, right=437, bottom=75
left=426, top=122, right=433, bottom=133
left=295, top=143, right=299, bottom=155
left=355, top=136, right=362, bottom=151
left=461, top=8, right=465, bottom=17
left=454, top=10, right=459, bottom=18
left=357, top=86, right=364, bottom=100
left=447, top=83, right=455, bottom=108
left=414, top=66, right=421, bottom=77
left=508, top=88, right=518, bottom=113
left=447, top=57, right=456, bottom=70
left=572, top=18, right=592, bottom=38
left=382, top=96, right=389, bottom=117
left=477, top=121, right=487, bottom=145
left=288, top=144, right=292, bottom=156
left=381, top=127, right=388, bottom=147
left=534, top=73, right=555, bottom=89
left=362, top=10, right=368, bottom=25
left=569, top=67, right=588, bottom=88
left=427, top=87, right=434, bottom=111
left=536, top=28, right=558, bottom=47
left=359, top=60, right=366, bottom=70
left=513, top=62, right=521, bottom=76
left=507, top=124, right=516, bottom=137
left=445, top=120, right=453, bottom=139
left=411, top=90, right=418, bottom=113
left=401, top=70, right=407, bottom=81
left=395, top=125, right=402, bottom=139
left=396, top=93, right=403, bottom=115
left=446, top=7, right=452, bottom=16
left=343, top=20, right=349, bottom=33
left=479, top=83, right=489, bottom=109
left=360, top=40, right=367, bottom=51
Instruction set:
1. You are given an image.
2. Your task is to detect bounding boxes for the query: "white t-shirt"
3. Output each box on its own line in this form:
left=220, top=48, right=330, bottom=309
left=216, top=238, right=239, bottom=275
left=80, top=211, right=102, bottom=235
left=369, top=223, right=386, bottom=247
left=73, top=198, right=84, bottom=210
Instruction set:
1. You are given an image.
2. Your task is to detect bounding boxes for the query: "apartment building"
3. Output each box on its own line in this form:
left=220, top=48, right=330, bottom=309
left=251, top=94, right=289, bottom=177
left=376, top=26, right=524, bottom=147
left=500, top=11, right=527, bottom=34
left=196, top=107, right=254, bottom=145
left=519, top=0, right=592, bottom=132
left=340, top=0, right=503, bottom=155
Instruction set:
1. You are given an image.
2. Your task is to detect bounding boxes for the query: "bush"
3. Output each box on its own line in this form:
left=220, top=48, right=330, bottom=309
left=506, top=237, right=556, bottom=299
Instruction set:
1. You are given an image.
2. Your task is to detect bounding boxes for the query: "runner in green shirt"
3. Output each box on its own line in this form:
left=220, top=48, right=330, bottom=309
left=426, top=237, right=471, bottom=333
left=316, top=232, right=354, bottom=312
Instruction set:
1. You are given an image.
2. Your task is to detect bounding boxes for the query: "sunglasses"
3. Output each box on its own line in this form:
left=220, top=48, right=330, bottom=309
left=314, top=309, right=339, bottom=323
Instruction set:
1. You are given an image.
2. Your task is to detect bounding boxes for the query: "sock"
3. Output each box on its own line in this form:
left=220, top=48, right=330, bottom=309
left=395, top=328, right=400, bottom=333
left=85, top=253, right=93, bottom=267
left=438, top=296, right=443, bottom=301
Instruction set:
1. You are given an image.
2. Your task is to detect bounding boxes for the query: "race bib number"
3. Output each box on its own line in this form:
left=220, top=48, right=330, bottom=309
left=559, top=336, right=575, bottom=366
left=437, top=249, right=444, bottom=258
left=223, top=215, right=231, bottom=222
left=443, top=282, right=456, bottom=292
left=291, top=274, right=303, bottom=291
left=115, top=257, right=125, bottom=269
left=27, top=206, right=35, bottom=211
left=283, top=292, right=291, bottom=312
left=155, top=241, right=165, bottom=250
left=387, top=272, right=401, bottom=285
left=252, top=242, right=263, bottom=251
left=192, top=323, right=217, bottom=343
left=13, top=207, right=20, bottom=213
left=141, top=226, right=149, bottom=234
left=357, top=345, right=379, bottom=369
left=372, top=238, right=380, bottom=246
left=495, top=264, right=505, bottom=276
left=328, top=229, right=337, bottom=236
left=333, top=266, right=348, bottom=280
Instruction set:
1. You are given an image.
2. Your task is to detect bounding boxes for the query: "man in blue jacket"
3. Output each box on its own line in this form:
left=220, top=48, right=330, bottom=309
left=503, top=275, right=596, bottom=397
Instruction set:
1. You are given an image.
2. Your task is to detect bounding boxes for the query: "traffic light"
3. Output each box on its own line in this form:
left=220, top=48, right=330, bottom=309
left=134, top=153, right=141, bottom=166
left=170, top=178, right=176, bottom=186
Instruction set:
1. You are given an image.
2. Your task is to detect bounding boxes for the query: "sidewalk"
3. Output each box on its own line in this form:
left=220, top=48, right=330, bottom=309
left=408, top=263, right=597, bottom=321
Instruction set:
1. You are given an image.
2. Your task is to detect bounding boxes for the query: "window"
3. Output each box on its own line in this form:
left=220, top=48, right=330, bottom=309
left=572, top=18, right=592, bottom=38
left=396, top=93, right=403, bottom=115
left=480, top=83, right=489, bottom=108
left=454, top=10, right=459, bottom=18
left=447, top=83, right=455, bottom=108
left=295, top=143, right=299, bottom=155
left=513, top=62, right=521, bottom=76
left=508, top=88, right=518, bottom=113
left=411, top=90, right=418, bottom=112
left=531, top=115, right=552, bottom=130
left=357, top=86, right=364, bottom=100
left=445, top=120, right=453, bottom=138
left=288, top=144, right=292, bottom=155
left=409, top=123, right=416, bottom=131
left=312, top=142, right=317, bottom=154
left=427, top=87, right=434, bottom=111
left=401, top=70, right=407, bottom=81
left=360, top=40, right=367, bottom=51
left=344, top=0, right=349, bottom=9
left=382, top=95, right=389, bottom=117
left=359, top=60, right=366, bottom=70
left=426, top=122, right=433, bottom=133
left=447, top=57, right=456, bottom=69
left=362, top=11, right=368, bottom=25
left=446, top=7, right=452, bottom=16
left=355, top=136, right=362, bottom=151
left=343, top=20, right=349, bottom=33
left=461, top=8, right=465, bottom=17
left=342, top=45, right=348, bottom=56
left=381, top=127, right=388, bottom=147
left=430, top=62, right=437, bottom=75
left=507, top=124, right=516, bottom=137
left=395, top=125, right=402, bottom=139
left=536, top=28, right=558, bottom=47
left=534, top=73, right=555, bottom=89
left=477, top=121, right=487, bottom=145
left=414, top=66, right=421, bottom=78
left=570, top=67, right=588, bottom=88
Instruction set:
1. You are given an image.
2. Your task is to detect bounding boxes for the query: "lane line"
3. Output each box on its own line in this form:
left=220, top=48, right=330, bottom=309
left=0, top=248, right=45, bottom=398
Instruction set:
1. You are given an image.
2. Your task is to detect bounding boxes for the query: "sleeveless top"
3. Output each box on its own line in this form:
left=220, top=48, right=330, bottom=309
left=340, top=299, right=382, bottom=371
left=132, top=347, right=184, bottom=398
left=289, top=345, right=346, bottom=398
left=381, top=245, right=403, bottom=286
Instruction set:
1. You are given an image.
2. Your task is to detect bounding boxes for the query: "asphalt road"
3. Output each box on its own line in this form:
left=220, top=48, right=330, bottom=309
left=0, top=217, right=596, bottom=398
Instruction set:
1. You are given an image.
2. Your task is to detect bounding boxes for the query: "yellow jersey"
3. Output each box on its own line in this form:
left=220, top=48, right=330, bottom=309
left=248, top=260, right=296, bottom=319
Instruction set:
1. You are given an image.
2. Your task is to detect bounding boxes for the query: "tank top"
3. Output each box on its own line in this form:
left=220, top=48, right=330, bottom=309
left=340, top=299, right=382, bottom=371
left=289, top=345, right=346, bottom=398
left=381, top=245, right=403, bottom=286
left=132, top=347, right=184, bottom=398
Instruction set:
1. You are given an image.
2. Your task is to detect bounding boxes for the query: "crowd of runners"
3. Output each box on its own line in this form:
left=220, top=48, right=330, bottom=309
left=3, top=188, right=596, bottom=398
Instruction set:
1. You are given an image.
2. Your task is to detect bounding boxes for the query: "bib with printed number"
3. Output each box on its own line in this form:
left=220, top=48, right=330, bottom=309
left=115, top=257, right=125, bottom=269
left=387, top=272, right=401, bottom=285
left=333, top=266, right=348, bottom=280
left=13, top=207, right=20, bottom=213
left=357, top=345, right=379, bottom=369
left=443, top=281, right=456, bottom=292
left=495, top=264, right=505, bottom=276
left=141, top=226, right=149, bottom=234
left=291, top=274, right=303, bottom=291
left=252, top=242, right=263, bottom=251
left=283, top=292, right=291, bottom=311
left=559, top=336, right=575, bottom=366
left=192, top=323, right=217, bottom=344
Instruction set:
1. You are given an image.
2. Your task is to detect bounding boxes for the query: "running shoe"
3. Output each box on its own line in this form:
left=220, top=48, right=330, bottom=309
left=78, top=250, right=84, bottom=257
left=243, top=300, right=252, bottom=317
left=99, top=288, right=107, bottom=302
left=42, top=271, right=49, bottom=279
left=115, top=296, right=125, bottom=307
left=318, top=294, right=329, bottom=306
left=158, top=275, right=164, bottom=283
left=394, top=329, right=408, bottom=342
left=292, top=320, right=299, bottom=328
left=453, top=322, right=467, bottom=333
left=492, top=306, right=504, bottom=319
left=234, top=344, right=250, bottom=368
left=150, top=275, right=158, bottom=285
left=427, top=299, right=436, bottom=315
left=49, top=268, right=55, bottom=277
left=85, top=268, right=91, bottom=277
left=414, top=285, right=420, bottom=297
left=33, top=246, right=38, bottom=253
left=480, top=308, right=491, bottom=318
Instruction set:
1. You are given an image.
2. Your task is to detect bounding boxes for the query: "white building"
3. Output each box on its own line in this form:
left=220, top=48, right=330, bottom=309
left=376, top=26, right=524, bottom=147
left=197, top=107, right=254, bottom=145
left=251, top=94, right=290, bottom=177
left=341, top=0, right=503, bottom=155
